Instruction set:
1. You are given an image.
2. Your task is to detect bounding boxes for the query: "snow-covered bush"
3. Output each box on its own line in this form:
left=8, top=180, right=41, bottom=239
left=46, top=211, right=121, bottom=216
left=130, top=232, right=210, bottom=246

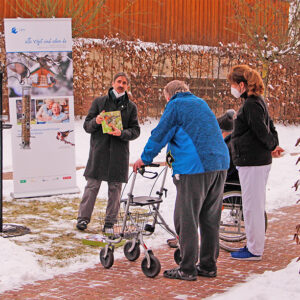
left=71, top=37, right=299, bottom=123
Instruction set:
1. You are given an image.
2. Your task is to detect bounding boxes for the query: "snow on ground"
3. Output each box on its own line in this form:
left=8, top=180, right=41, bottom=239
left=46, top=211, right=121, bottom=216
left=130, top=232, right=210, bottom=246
left=1, top=118, right=300, bottom=297
left=207, top=259, right=300, bottom=300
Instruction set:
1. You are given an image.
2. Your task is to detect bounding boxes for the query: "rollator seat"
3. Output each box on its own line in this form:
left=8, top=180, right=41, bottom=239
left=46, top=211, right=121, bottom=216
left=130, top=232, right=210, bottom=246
left=121, top=196, right=163, bottom=206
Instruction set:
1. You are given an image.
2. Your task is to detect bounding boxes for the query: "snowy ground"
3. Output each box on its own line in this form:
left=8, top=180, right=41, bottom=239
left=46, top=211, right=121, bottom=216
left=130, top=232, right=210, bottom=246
left=1, top=118, right=300, bottom=298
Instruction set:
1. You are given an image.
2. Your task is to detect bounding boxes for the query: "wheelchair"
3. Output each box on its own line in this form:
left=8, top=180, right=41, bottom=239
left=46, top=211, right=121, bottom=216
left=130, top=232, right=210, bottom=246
left=219, top=181, right=268, bottom=252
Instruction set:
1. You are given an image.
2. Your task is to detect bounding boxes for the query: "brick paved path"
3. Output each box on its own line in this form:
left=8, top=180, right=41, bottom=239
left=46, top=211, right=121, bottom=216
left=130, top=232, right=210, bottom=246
left=1, top=204, right=300, bottom=300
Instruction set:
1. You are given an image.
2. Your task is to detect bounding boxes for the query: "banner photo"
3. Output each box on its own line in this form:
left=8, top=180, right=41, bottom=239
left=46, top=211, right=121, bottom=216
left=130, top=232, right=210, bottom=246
left=4, top=18, right=79, bottom=198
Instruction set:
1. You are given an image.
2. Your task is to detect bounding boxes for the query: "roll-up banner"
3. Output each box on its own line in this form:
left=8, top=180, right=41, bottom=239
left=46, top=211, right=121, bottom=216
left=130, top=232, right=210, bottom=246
left=4, top=18, right=79, bottom=198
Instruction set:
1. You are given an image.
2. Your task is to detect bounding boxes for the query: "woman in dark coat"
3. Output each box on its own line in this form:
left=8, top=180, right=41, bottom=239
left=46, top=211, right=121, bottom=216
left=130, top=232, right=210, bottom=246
left=227, top=65, right=279, bottom=261
left=77, top=72, right=140, bottom=232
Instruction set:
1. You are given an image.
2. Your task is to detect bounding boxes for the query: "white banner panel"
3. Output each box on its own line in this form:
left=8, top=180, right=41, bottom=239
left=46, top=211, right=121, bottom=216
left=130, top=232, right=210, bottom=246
left=4, top=18, right=72, bottom=52
left=4, top=18, right=79, bottom=198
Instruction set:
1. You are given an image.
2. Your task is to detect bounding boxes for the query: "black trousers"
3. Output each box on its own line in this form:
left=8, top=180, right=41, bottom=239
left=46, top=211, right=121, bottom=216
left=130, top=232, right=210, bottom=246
left=173, top=170, right=227, bottom=275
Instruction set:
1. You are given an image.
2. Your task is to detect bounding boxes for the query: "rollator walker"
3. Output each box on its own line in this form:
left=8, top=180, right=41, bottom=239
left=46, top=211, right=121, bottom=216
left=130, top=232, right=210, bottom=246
left=99, top=164, right=177, bottom=278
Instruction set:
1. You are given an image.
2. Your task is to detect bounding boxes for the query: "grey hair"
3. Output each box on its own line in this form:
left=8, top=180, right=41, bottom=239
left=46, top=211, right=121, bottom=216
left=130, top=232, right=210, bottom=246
left=52, top=102, right=62, bottom=111
left=164, top=80, right=189, bottom=98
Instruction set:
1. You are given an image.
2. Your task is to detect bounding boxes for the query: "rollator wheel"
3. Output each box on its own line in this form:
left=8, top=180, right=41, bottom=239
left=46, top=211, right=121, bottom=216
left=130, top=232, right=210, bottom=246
left=123, top=240, right=141, bottom=261
left=174, top=248, right=182, bottom=265
left=141, top=254, right=161, bottom=278
left=99, top=247, right=114, bottom=269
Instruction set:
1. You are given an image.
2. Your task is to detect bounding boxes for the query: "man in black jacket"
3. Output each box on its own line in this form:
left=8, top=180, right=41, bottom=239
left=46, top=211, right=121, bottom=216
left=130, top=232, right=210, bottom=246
left=76, top=72, right=140, bottom=232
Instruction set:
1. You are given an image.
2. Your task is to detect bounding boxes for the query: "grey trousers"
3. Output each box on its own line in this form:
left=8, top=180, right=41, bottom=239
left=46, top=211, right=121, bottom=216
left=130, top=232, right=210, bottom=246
left=173, top=170, right=227, bottom=275
left=77, top=177, right=122, bottom=225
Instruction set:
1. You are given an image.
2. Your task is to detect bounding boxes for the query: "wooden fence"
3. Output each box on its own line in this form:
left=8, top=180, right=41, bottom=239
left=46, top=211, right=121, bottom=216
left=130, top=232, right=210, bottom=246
left=0, top=0, right=289, bottom=46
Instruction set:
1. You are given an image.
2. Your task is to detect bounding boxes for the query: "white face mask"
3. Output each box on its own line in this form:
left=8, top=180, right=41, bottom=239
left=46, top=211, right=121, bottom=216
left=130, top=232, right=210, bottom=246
left=231, top=86, right=242, bottom=98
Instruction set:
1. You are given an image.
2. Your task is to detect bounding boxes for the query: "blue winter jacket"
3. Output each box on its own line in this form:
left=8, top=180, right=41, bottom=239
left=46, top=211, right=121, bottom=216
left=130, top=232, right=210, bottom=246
left=141, top=92, right=229, bottom=175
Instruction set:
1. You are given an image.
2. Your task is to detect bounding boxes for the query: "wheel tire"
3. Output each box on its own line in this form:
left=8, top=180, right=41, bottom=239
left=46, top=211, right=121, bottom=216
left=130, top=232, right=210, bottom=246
left=123, top=240, right=141, bottom=261
left=99, top=247, right=114, bottom=269
left=219, top=190, right=269, bottom=252
left=264, top=211, right=268, bottom=232
left=242, top=211, right=267, bottom=233
left=141, top=254, right=161, bottom=278
left=174, top=248, right=181, bottom=265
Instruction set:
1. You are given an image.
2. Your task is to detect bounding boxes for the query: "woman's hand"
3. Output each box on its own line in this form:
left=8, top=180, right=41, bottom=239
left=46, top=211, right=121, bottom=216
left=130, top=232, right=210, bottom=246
left=272, top=146, right=284, bottom=158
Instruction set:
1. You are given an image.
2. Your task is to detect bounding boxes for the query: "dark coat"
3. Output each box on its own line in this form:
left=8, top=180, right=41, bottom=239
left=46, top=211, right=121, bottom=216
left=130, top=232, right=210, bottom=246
left=83, top=89, right=140, bottom=183
left=224, top=134, right=239, bottom=183
left=231, top=93, right=278, bottom=166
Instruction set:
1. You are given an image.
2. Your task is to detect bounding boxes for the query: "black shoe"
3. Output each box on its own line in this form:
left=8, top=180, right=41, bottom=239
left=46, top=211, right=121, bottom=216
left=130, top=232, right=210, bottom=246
left=76, top=220, right=88, bottom=231
left=163, top=267, right=197, bottom=281
left=102, top=223, right=114, bottom=235
left=196, top=265, right=217, bottom=278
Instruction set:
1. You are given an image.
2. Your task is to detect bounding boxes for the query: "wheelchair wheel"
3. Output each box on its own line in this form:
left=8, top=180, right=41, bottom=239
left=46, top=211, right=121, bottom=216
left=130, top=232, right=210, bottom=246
left=141, top=253, right=161, bottom=278
left=264, top=211, right=268, bottom=232
left=220, top=191, right=246, bottom=242
left=100, top=247, right=114, bottom=269
left=219, top=191, right=268, bottom=252
left=124, top=240, right=141, bottom=261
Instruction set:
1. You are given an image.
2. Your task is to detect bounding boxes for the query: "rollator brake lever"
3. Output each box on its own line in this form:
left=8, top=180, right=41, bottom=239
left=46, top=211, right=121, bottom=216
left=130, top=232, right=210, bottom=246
left=163, top=188, right=167, bottom=197
left=156, top=188, right=167, bottom=197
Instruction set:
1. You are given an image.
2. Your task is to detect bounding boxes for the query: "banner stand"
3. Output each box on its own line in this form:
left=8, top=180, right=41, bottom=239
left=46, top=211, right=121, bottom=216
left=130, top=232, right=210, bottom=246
left=1, top=66, right=31, bottom=237
left=4, top=18, right=79, bottom=198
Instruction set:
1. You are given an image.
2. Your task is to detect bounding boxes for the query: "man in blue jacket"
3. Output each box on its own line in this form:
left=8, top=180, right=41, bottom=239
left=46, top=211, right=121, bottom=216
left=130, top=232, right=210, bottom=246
left=133, top=80, right=229, bottom=281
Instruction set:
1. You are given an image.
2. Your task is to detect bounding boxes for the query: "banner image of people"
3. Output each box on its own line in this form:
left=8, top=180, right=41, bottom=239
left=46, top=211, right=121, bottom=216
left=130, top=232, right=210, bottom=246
left=36, top=98, right=70, bottom=124
left=4, top=18, right=79, bottom=198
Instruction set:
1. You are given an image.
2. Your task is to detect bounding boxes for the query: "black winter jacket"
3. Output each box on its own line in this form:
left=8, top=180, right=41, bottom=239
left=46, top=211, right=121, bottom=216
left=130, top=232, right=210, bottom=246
left=83, top=89, right=140, bottom=182
left=224, top=134, right=239, bottom=182
left=231, top=93, right=278, bottom=166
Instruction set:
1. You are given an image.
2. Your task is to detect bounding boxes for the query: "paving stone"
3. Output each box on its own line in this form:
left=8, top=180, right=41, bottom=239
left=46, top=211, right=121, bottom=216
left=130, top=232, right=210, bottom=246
left=1, top=204, right=299, bottom=299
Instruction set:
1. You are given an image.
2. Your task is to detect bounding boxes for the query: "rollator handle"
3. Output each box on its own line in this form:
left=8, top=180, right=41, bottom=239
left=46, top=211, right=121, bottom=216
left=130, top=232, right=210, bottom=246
left=138, top=165, right=159, bottom=179
left=144, top=163, right=161, bottom=168
left=138, top=163, right=160, bottom=174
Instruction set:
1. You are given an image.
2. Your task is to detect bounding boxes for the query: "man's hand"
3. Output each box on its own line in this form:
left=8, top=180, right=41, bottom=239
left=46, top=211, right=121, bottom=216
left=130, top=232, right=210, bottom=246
left=133, top=158, right=145, bottom=173
left=96, top=110, right=105, bottom=124
left=272, top=146, right=284, bottom=158
left=107, top=124, right=121, bottom=136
